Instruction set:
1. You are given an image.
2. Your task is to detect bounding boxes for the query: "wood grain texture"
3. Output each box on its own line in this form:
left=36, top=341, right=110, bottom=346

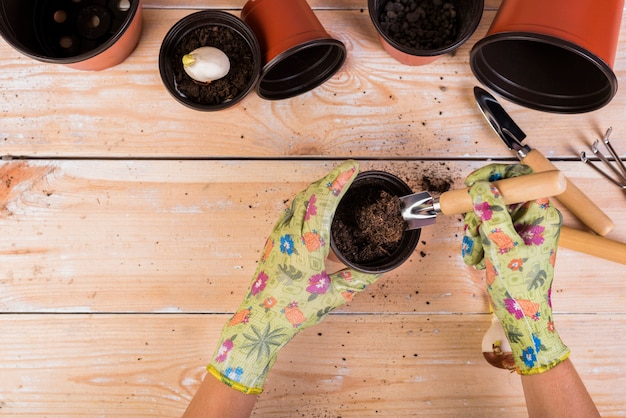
left=1, top=1, right=626, bottom=416
left=1, top=160, right=624, bottom=315
left=0, top=314, right=624, bottom=417
left=1, top=9, right=626, bottom=158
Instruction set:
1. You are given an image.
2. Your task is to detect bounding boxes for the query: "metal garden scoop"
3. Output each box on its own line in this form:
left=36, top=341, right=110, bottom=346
left=399, top=171, right=567, bottom=230
left=398, top=163, right=626, bottom=266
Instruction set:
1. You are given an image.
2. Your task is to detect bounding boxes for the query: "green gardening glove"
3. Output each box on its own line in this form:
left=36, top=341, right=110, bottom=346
left=208, top=160, right=381, bottom=394
left=462, top=164, right=570, bottom=375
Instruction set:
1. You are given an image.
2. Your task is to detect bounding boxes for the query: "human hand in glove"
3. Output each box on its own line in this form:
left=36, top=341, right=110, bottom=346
left=207, top=160, right=382, bottom=394
left=462, top=164, right=570, bottom=375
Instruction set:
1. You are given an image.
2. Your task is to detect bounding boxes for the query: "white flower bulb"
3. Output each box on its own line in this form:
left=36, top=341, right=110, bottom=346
left=182, top=46, right=230, bottom=83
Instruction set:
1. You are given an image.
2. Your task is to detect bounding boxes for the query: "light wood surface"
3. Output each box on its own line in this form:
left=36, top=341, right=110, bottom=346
left=1, top=1, right=626, bottom=417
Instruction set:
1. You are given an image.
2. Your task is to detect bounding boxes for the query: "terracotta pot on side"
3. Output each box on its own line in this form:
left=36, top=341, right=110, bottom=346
left=470, top=0, right=624, bottom=113
left=330, top=171, right=421, bottom=274
left=0, top=0, right=143, bottom=71
left=241, top=0, right=346, bottom=100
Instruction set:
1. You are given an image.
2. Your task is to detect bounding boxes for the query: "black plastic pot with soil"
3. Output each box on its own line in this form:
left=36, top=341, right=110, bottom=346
left=159, top=11, right=261, bottom=111
left=330, top=171, right=420, bottom=274
left=369, top=0, right=483, bottom=65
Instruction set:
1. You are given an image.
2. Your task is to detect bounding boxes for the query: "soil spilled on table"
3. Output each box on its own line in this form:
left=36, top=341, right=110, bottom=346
left=421, top=174, right=452, bottom=194
left=332, top=189, right=407, bottom=265
left=172, top=25, right=254, bottom=105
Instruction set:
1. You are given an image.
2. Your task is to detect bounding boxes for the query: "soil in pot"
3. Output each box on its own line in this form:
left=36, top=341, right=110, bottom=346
left=379, top=0, right=459, bottom=50
left=172, top=25, right=255, bottom=105
left=331, top=189, right=407, bottom=265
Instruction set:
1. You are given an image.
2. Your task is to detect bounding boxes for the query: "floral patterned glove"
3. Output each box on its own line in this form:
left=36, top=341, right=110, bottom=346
left=462, top=164, right=570, bottom=375
left=208, top=160, right=381, bottom=394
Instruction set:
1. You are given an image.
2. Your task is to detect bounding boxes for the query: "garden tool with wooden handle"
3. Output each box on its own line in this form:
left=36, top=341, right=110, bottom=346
left=558, top=226, right=626, bottom=265
left=400, top=170, right=566, bottom=230
left=474, top=86, right=615, bottom=237
left=400, top=170, right=626, bottom=265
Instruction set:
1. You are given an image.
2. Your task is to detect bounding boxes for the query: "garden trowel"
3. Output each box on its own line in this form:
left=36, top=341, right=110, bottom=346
left=399, top=169, right=626, bottom=265
left=399, top=170, right=566, bottom=231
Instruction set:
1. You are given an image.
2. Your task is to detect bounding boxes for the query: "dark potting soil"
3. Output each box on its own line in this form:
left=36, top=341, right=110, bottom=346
left=332, top=190, right=407, bottom=265
left=379, top=0, right=458, bottom=50
left=172, top=25, right=255, bottom=105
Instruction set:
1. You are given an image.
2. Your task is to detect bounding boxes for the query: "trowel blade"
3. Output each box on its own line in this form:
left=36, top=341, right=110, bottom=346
left=398, top=191, right=437, bottom=230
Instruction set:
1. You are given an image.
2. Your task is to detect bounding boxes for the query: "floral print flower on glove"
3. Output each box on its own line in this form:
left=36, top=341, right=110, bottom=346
left=462, top=164, right=570, bottom=375
left=208, top=160, right=382, bottom=394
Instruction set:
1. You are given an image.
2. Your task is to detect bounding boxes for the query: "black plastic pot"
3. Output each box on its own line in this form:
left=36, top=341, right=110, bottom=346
left=330, top=170, right=421, bottom=274
left=0, top=0, right=143, bottom=70
left=159, top=11, right=262, bottom=111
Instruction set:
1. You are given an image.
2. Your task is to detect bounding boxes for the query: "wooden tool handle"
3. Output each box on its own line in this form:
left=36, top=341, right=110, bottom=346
left=439, top=170, right=567, bottom=215
left=522, top=149, right=614, bottom=236
left=560, top=226, right=626, bottom=265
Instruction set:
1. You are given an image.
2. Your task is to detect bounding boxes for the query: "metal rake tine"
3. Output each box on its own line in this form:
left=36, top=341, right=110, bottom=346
left=601, top=127, right=626, bottom=181
left=581, top=151, right=626, bottom=188
left=592, top=139, right=626, bottom=184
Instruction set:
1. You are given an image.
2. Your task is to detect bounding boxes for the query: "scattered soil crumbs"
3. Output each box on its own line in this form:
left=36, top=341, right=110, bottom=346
left=172, top=25, right=254, bottom=105
left=421, top=174, right=451, bottom=194
left=373, top=162, right=457, bottom=198
left=378, top=0, right=458, bottom=50
left=332, top=189, right=406, bottom=265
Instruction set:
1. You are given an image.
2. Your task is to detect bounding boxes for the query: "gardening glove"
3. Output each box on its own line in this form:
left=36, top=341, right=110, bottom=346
left=207, top=160, right=381, bottom=394
left=461, top=163, right=570, bottom=375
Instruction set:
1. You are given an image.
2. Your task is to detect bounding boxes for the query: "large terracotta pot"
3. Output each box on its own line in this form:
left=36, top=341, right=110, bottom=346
left=471, top=0, right=624, bottom=113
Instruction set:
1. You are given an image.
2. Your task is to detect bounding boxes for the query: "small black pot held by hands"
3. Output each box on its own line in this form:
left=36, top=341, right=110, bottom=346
left=159, top=11, right=261, bottom=111
left=330, top=171, right=420, bottom=274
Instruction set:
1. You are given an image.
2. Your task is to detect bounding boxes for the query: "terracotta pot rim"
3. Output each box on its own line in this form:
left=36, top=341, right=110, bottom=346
left=368, top=0, right=484, bottom=60
left=241, top=0, right=346, bottom=99
left=257, top=38, right=346, bottom=100
left=0, top=0, right=142, bottom=66
left=471, top=31, right=618, bottom=114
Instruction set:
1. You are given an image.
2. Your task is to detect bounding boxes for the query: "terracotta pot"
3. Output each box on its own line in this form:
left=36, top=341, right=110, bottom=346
left=241, top=0, right=346, bottom=100
left=158, top=11, right=262, bottom=111
left=470, top=0, right=624, bottom=113
left=0, top=0, right=143, bottom=71
left=330, top=171, right=421, bottom=274
left=369, top=0, right=484, bottom=66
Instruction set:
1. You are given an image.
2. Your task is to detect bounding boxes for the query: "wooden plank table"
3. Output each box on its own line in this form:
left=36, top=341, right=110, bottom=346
left=1, top=1, right=625, bottom=416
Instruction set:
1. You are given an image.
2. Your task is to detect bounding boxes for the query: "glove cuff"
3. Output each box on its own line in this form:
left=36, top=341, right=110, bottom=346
left=207, top=364, right=264, bottom=395
left=208, top=307, right=289, bottom=394
left=508, top=326, right=570, bottom=375
left=517, top=344, right=570, bottom=375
